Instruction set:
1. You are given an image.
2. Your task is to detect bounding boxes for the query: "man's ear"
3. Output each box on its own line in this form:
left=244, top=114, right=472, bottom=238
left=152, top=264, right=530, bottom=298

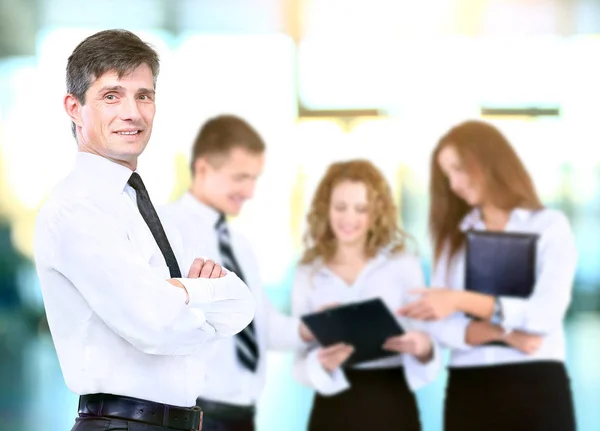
left=64, top=94, right=83, bottom=128
left=194, top=157, right=209, bottom=178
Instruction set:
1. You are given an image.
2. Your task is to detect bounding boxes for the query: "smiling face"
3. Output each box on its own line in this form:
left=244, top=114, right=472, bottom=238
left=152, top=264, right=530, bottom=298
left=193, top=147, right=265, bottom=216
left=437, top=144, right=484, bottom=206
left=64, top=63, right=156, bottom=170
left=328, top=180, right=372, bottom=247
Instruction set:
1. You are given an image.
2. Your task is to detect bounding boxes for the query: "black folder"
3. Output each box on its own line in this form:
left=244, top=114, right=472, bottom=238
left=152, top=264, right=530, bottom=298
left=465, top=230, right=539, bottom=346
left=465, top=230, right=538, bottom=297
left=301, top=298, right=405, bottom=367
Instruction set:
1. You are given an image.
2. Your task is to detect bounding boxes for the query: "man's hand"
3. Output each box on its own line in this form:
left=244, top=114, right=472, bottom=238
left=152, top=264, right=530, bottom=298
left=505, top=331, right=543, bottom=355
left=167, top=278, right=189, bottom=304
left=317, top=343, right=354, bottom=372
left=382, top=331, right=434, bottom=363
left=188, top=258, right=227, bottom=279
left=397, top=288, right=460, bottom=321
left=167, top=279, right=185, bottom=288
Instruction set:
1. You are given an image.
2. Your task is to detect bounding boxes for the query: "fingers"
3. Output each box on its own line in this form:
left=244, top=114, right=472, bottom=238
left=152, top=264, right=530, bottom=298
left=398, top=301, right=434, bottom=320
left=209, top=262, right=224, bottom=278
left=188, top=258, right=228, bottom=279
left=318, top=302, right=341, bottom=312
left=318, top=343, right=354, bottom=371
left=187, top=258, right=205, bottom=278
left=523, top=342, right=541, bottom=354
left=383, top=332, right=432, bottom=359
left=199, top=260, right=217, bottom=278
left=167, top=278, right=184, bottom=288
left=383, top=337, right=410, bottom=353
left=396, top=303, right=414, bottom=316
left=199, top=260, right=214, bottom=278
left=506, top=332, right=543, bottom=355
left=382, top=332, right=416, bottom=352
left=299, top=323, right=315, bottom=342
left=522, top=335, right=543, bottom=354
left=318, top=343, right=349, bottom=356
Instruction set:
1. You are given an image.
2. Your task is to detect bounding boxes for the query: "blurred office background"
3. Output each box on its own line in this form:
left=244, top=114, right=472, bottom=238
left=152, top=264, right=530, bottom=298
left=1, top=0, right=600, bottom=430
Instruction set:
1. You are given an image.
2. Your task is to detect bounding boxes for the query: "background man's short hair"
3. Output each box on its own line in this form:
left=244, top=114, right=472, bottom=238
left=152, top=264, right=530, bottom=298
left=191, top=115, right=266, bottom=171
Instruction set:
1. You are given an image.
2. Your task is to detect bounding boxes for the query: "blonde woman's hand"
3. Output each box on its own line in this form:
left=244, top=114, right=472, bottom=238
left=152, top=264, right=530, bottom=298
left=382, top=331, right=433, bottom=363
left=317, top=343, right=354, bottom=371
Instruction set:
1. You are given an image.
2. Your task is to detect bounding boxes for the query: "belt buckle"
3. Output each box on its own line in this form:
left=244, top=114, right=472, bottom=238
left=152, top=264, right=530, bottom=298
left=191, top=405, right=203, bottom=431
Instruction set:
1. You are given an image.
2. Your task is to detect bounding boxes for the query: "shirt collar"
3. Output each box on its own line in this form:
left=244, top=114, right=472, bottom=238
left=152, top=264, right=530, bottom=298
left=459, top=207, right=534, bottom=231
left=313, top=248, right=391, bottom=277
left=180, top=192, right=222, bottom=228
left=74, top=152, right=135, bottom=196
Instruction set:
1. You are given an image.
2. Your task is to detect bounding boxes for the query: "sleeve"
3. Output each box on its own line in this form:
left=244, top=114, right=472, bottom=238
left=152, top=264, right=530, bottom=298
left=426, top=245, right=473, bottom=351
left=396, top=254, right=444, bottom=390
left=291, top=265, right=350, bottom=396
left=48, top=200, right=255, bottom=356
left=178, top=274, right=256, bottom=338
left=230, top=241, right=306, bottom=351
left=499, top=213, right=577, bottom=334
left=264, top=290, right=306, bottom=350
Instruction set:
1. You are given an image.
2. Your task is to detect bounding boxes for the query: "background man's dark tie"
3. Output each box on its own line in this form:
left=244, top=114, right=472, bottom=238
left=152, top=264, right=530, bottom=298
left=215, top=214, right=259, bottom=372
left=128, top=172, right=182, bottom=278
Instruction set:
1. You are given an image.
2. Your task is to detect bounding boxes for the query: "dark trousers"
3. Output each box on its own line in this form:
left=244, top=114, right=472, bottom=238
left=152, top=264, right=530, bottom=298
left=201, top=416, right=254, bottom=431
left=196, top=398, right=255, bottom=431
left=72, top=417, right=170, bottom=431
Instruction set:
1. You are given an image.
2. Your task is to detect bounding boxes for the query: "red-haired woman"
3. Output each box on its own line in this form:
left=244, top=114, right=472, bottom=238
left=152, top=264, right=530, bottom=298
left=401, top=120, right=577, bottom=430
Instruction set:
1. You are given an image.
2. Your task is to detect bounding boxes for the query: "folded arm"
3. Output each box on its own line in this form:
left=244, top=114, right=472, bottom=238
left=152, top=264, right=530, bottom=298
left=465, top=320, right=543, bottom=354
left=49, top=200, right=254, bottom=355
left=499, top=215, right=577, bottom=334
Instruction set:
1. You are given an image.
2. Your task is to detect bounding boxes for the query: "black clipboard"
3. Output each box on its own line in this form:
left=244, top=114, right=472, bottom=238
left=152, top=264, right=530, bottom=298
left=465, top=230, right=539, bottom=346
left=301, top=298, right=405, bottom=367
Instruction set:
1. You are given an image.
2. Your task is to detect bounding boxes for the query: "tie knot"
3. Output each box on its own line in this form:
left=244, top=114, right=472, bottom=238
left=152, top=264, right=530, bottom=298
left=215, top=213, right=227, bottom=231
left=127, top=172, right=146, bottom=192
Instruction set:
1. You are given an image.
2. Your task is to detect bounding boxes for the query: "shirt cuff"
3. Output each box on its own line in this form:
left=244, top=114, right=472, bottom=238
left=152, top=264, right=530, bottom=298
left=292, top=317, right=311, bottom=349
left=177, top=278, right=214, bottom=306
left=430, top=313, right=472, bottom=351
left=499, top=296, right=528, bottom=330
left=403, top=340, right=443, bottom=391
left=305, top=349, right=350, bottom=396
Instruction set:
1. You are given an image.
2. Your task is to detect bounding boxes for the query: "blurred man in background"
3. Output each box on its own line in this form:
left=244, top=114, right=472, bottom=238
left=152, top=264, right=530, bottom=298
left=162, top=114, right=313, bottom=431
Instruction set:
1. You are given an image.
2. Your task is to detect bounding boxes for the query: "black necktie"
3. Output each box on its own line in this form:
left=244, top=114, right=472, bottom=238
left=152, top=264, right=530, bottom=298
left=215, top=213, right=259, bottom=372
left=128, top=173, right=182, bottom=278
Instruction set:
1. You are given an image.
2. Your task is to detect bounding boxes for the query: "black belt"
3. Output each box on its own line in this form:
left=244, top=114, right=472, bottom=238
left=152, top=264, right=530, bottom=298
left=196, top=397, right=255, bottom=421
left=79, top=393, right=203, bottom=430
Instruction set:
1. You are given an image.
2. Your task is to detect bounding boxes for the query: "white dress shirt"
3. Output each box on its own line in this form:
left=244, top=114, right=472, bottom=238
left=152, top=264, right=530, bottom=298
left=33, top=152, right=255, bottom=407
left=430, top=207, right=578, bottom=368
left=291, top=249, right=442, bottom=396
left=160, top=192, right=306, bottom=406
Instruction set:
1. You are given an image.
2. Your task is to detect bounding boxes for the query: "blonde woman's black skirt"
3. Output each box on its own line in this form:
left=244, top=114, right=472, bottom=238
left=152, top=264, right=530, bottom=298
left=308, top=367, right=421, bottom=431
